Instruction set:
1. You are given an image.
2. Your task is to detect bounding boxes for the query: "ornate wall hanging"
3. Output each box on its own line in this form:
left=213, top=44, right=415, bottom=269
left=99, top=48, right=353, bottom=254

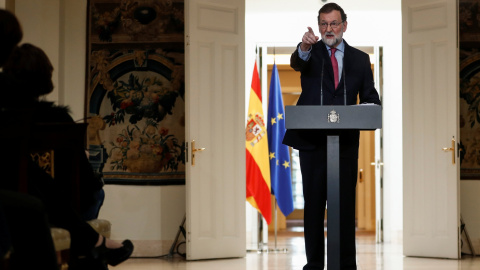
left=460, top=0, right=480, bottom=179
left=86, top=0, right=185, bottom=185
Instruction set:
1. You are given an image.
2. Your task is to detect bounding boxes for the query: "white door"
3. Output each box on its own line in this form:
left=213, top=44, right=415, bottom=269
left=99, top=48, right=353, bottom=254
left=402, top=0, right=460, bottom=259
left=185, top=0, right=246, bottom=260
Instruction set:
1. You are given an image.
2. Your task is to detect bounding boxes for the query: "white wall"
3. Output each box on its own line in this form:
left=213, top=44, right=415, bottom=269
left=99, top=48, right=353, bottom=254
left=245, top=0, right=404, bottom=242
left=59, top=0, right=86, bottom=120
left=13, top=0, right=61, bottom=103
left=461, top=182, right=480, bottom=253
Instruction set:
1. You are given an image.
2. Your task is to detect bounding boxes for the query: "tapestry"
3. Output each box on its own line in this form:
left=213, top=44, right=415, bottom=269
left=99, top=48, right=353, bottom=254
left=86, top=0, right=185, bottom=185
left=460, top=0, right=480, bottom=179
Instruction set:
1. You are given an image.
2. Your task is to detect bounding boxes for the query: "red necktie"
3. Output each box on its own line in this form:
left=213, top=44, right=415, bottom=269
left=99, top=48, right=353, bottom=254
left=330, top=48, right=339, bottom=89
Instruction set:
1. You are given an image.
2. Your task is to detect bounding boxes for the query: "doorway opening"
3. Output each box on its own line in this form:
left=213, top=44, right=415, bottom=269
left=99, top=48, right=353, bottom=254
left=260, top=45, right=384, bottom=241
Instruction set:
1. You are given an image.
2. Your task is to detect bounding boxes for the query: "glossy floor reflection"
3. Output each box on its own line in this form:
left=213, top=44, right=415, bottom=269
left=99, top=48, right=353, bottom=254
left=111, top=225, right=480, bottom=270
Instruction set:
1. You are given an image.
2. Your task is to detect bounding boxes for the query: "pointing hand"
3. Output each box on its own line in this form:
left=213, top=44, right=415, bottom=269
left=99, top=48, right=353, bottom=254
left=300, top=27, right=319, bottom=51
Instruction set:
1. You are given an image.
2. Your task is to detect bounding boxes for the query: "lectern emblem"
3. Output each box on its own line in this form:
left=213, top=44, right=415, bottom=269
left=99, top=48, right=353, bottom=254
left=327, top=110, right=340, bottom=123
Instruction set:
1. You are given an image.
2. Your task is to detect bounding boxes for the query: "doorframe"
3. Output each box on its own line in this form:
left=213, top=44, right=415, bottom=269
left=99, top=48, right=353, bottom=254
left=374, top=46, right=384, bottom=243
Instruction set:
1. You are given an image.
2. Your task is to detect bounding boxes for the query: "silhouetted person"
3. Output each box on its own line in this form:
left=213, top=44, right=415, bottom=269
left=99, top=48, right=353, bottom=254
left=0, top=8, right=58, bottom=270
left=0, top=9, right=133, bottom=270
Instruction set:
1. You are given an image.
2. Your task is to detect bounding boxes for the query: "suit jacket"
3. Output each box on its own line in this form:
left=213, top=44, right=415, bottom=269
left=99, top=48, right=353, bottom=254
left=282, top=40, right=381, bottom=159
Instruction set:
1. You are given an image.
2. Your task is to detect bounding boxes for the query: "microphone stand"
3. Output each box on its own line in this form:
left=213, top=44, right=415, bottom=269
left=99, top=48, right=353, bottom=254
left=343, top=64, right=347, bottom=106
left=321, top=59, right=325, bottom=106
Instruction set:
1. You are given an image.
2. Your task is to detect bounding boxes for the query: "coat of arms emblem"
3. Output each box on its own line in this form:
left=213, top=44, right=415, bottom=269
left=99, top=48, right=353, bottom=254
left=246, top=113, right=266, bottom=146
left=327, top=110, right=340, bottom=123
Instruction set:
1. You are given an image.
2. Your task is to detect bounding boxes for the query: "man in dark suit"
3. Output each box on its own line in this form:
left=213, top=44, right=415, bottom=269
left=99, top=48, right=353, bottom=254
left=282, top=3, right=381, bottom=270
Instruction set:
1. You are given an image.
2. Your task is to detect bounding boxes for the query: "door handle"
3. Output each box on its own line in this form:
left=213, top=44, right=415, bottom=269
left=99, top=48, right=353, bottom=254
left=191, top=140, right=205, bottom=166
left=359, top=169, right=363, bottom=183
left=370, top=161, right=384, bottom=167
left=441, top=137, right=455, bottom=165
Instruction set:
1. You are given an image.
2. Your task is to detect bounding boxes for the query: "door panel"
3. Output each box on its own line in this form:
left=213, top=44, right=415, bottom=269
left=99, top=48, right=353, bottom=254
left=402, top=0, right=460, bottom=259
left=357, top=130, right=376, bottom=231
left=185, top=0, right=246, bottom=260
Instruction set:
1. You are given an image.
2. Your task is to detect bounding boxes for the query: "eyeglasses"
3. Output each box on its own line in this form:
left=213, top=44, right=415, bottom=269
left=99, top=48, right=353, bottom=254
left=320, top=21, right=344, bottom=29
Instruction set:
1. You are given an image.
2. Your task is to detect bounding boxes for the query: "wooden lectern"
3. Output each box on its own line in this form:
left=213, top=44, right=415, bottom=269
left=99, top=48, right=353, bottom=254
left=285, top=105, right=382, bottom=270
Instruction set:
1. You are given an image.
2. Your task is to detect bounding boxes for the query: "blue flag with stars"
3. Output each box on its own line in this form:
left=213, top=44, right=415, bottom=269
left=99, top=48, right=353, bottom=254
left=267, top=63, right=294, bottom=216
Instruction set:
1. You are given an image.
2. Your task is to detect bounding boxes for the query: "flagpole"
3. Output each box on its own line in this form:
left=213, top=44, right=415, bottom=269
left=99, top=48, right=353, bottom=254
left=274, top=201, right=277, bottom=249
left=257, top=46, right=265, bottom=253
left=247, top=45, right=293, bottom=254
left=246, top=45, right=273, bottom=253
left=273, top=47, right=277, bottom=251
left=248, top=202, right=288, bottom=253
left=246, top=212, right=266, bottom=253
left=266, top=199, right=288, bottom=253
left=258, top=212, right=264, bottom=251
left=269, top=46, right=286, bottom=253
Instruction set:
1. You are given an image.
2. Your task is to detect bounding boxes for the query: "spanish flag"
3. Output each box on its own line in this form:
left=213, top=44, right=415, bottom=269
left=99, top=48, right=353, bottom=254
left=246, top=60, right=272, bottom=225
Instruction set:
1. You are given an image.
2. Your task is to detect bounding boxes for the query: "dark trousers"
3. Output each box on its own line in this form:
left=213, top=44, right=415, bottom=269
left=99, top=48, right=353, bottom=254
left=27, top=165, right=99, bottom=257
left=300, top=149, right=358, bottom=270
left=0, top=162, right=99, bottom=258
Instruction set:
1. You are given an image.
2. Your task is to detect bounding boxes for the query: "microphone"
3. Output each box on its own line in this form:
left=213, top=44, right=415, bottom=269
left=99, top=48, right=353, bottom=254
left=320, top=58, right=324, bottom=106
left=343, top=64, right=346, bottom=106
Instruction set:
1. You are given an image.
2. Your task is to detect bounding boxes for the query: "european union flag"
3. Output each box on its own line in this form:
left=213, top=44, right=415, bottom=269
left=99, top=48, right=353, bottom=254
left=267, top=63, right=294, bottom=216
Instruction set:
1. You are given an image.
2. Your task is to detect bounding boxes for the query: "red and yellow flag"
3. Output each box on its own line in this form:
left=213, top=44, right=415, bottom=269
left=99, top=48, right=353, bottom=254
left=246, top=60, right=271, bottom=225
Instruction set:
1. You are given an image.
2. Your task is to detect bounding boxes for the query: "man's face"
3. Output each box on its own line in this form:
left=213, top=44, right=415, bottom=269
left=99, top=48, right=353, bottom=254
left=318, top=10, right=347, bottom=48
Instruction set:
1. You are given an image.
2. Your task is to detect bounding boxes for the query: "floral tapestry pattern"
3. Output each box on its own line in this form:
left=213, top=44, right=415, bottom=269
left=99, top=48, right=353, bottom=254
left=86, top=0, right=185, bottom=185
left=460, top=0, right=480, bottom=179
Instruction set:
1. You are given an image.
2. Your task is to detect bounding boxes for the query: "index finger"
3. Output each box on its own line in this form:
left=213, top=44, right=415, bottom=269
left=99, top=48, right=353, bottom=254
left=307, top=27, right=315, bottom=35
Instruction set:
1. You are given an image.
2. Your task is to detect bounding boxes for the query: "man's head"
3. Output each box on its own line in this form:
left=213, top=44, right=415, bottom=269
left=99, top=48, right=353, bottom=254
left=4, top=43, right=54, bottom=97
left=0, top=9, right=23, bottom=67
left=317, top=3, right=347, bottom=48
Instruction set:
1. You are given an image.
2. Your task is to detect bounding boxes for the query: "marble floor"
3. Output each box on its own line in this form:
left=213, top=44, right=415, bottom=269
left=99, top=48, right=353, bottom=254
left=111, top=225, right=480, bottom=270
